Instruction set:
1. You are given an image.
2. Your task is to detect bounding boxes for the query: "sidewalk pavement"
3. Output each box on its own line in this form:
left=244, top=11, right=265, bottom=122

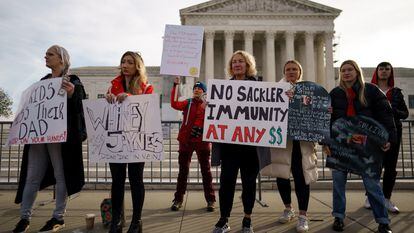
left=0, top=189, right=413, bottom=233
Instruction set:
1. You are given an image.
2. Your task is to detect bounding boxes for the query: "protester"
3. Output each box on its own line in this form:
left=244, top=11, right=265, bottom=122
left=326, top=60, right=396, bottom=233
left=211, top=50, right=270, bottom=233
left=368, top=62, right=409, bottom=213
left=169, top=77, right=216, bottom=211
left=13, top=45, right=86, bottom=233
left=261, top=60, right=318, bottom=233
left=105, top=51, right=153, bottom=233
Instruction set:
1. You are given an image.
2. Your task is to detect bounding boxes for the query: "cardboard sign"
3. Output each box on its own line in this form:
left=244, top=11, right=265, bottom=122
left=160, top=24, right=204, bottom=77
left=83, top=94, right=164, bottom=163
left=7, top=78, right=67, bottom=145
left=326, top=116, right=388, bottom=178
left=203, top=79, right=290, bottom=148
left=288, top=81, right=331, bottom=142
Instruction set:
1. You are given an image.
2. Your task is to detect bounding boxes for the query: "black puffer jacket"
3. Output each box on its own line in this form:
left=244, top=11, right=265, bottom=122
left=329, top=82, right=397, bottom=144
left=387, top=87, right=409, bottom=129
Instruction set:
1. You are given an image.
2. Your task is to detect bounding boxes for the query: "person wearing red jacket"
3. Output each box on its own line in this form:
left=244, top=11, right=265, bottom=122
left=106, top=51, right=153, bottom=233
left=368, top=62, right=409, bottom=213
left=170, top=77, right=216, bottom=212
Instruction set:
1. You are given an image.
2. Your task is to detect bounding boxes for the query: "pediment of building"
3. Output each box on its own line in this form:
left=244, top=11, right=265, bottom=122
left=180, top=0, right=341, bottom=15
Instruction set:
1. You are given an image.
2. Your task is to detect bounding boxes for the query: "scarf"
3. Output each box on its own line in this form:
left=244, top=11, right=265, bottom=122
left=346, top=87, right=356, bottom=116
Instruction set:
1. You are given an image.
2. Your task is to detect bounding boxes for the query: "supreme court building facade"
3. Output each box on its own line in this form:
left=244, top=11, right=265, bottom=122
left=71, top=0, right=414, bottom=119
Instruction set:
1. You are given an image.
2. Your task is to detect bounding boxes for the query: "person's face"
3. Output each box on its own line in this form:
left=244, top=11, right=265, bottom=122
left=340, top=64, right=358, bottom=85
left=121, top=55, right=138, bottom=78
left=377, top=65, right=392, bottom=80
left=44, top=48, right=62, bottom=70
left=231, top=54, right=247, bottom=77
left=193, top=87, right=204, bottom=98
left=284, top=63, right=300, bottom=83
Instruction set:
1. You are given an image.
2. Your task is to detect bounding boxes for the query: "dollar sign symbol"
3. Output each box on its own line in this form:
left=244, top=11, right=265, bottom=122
left=269, top=127, right=277, bottom=145
left=276, top=126, right=283, bottom=145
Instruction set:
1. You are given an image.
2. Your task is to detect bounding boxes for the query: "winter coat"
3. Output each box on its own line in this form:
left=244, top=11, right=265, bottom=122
left=260, top=78, right=318, bottom=184
left=170, top=84, right=206, bottom=143
left=15, top=74, right=87, bottom=204
left=329, top=82, right=397, bottom=144
left=108, top=75, right=153, bottom=95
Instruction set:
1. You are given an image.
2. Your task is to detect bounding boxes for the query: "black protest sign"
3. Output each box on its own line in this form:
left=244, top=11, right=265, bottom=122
left=326, top=116, right=388, bottom=178
left=287, top=81, right=331, bottom=142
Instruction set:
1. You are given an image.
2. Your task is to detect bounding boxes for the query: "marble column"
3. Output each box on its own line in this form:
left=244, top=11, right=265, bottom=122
left=205, top=30, right=215, bottom=82
left=324, top=31, right=335, bottom=91
left=244, top=30, right=254, bottom=55
left=224, top=30, right=235, bottom=78
left=305, top=31, right=316, bottom=82
left=285, top=31, right=295, bottom=61
left=265, top=30, right=276, bottom=82
left=315, top=34, right=325, bottom=85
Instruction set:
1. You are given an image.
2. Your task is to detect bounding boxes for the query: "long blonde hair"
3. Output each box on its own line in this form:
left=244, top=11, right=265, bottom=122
left=226, top=50, right=257, bottom=77
left=339, top=60, right=367, bottom=106
left=119, top=51, right=148, bottom=94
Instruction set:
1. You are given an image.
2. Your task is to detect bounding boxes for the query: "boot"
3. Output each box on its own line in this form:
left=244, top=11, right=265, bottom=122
left=127, top=220, right=142, bottom=233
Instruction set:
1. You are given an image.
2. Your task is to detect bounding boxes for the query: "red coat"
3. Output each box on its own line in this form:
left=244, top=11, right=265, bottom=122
left=171, top=84, right=206, bottom=143
left=108, top=75, right=153, bottom=95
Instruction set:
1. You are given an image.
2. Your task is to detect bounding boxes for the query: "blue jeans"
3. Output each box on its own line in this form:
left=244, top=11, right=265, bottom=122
left=21, top=144, right=67, bottom=220
left=332, top=169, right=389, bottom=224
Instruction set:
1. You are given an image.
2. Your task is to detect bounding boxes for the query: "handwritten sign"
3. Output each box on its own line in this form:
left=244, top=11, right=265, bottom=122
left=203, top=79, right=290, bottom=148
left=7, top=78, right=67, bottom=145
left=288, top=81, right=331, bottom=142
left=83, top=94, right=164, bottom=163
left=160, top=24, right=204, bottom=77
left=326, top=116, right=388, bottom=178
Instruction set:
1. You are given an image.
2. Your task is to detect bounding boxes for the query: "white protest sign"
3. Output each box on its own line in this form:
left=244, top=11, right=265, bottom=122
left=160, top=24, right=204, bottom=77
left=83, top=94, right=164, bottom=163
left=203, top=79, right=290, bottom=148
left=7, top=78, right=67, bottom=145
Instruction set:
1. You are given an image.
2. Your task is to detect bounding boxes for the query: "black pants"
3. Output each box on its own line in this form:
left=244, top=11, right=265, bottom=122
left=382, top=128, right=402, bottom=199
left=110, top=162, right=145, bottom=224
left=276, top=141, right=310, bottom=211
left=219, top=144, right=259, bottom=218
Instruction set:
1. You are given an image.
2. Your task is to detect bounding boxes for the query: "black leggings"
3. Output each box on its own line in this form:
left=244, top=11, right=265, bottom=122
left=110, top=162, right=145, bottom=224
left=276, top=141, right=310, bottom=211
left=219, top=144, right=259, bottom=218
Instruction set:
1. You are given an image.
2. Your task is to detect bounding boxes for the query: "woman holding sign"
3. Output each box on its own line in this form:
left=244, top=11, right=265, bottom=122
left=326, top=60, right=396, bottom=233
left=13, top=45, right=86, bottom=233
left=261, top=60, right=318, bottom=233
left=105, top=51, right=153, bottom=233
left=212, top=50, right=268, bottom=233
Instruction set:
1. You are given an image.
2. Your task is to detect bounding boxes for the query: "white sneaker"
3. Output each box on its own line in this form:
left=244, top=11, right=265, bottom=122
left=212, top=222, right=230, bottom=233
left=364, top=197, right=371, bottom=209
left=385, top=199, right=400, bottom=213
left=279, top=208, right=295, bottom=223
left=296, top=215, right=309, bottom=233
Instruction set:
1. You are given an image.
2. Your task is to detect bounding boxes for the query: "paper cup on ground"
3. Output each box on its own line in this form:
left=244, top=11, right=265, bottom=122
left=85, top=213, right=96, bottom=230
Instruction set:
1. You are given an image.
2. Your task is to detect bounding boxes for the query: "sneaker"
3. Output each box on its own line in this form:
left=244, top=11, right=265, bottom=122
left=39, top=218, right=65, bottom=232
left=385, top=199, right=400, bottom=214
left=241, top=225, right=254, bottom=233
left=12, top=219, right=30, bottom=233
left=207, top=201, right=216, bottom=212
left=296, top=215, right=309, bottom=232
left=332, top=217, right=344, bottom=232
left=242, top=217, right=254, bottom=233
left=212, top=218, right=230, bottom=233
left=278, top=208, right=295, bottom=223
left=364, top=197, right=371, bottom=209
left=170, top=200, right=183, bottom=211
left=378, top=223, right=392, bottom=233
